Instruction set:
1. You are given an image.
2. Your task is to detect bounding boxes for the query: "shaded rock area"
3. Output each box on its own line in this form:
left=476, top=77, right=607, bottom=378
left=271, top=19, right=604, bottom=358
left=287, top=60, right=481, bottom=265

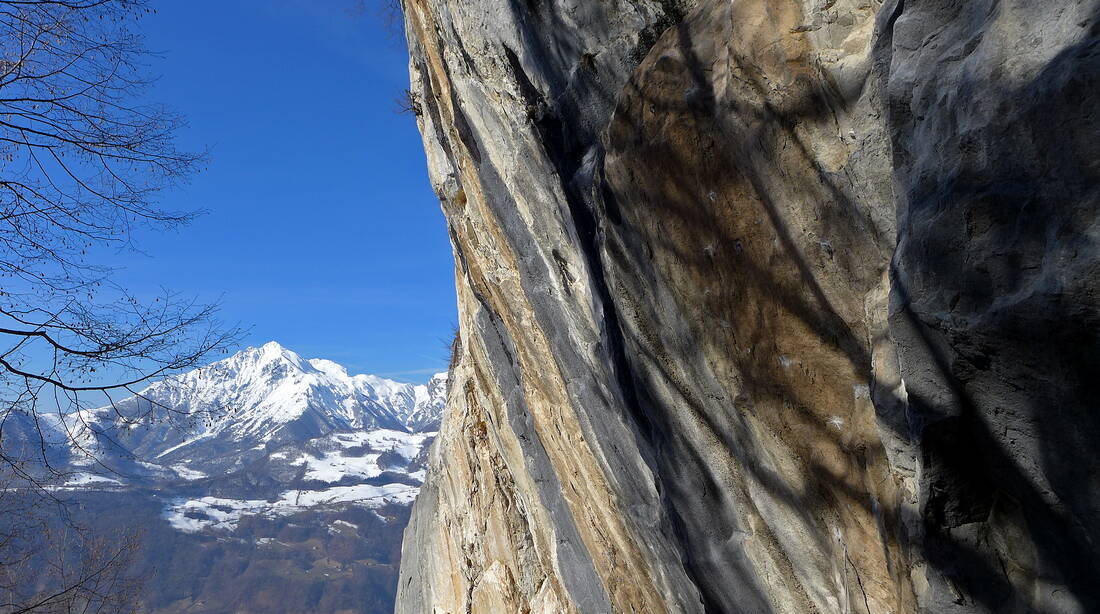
left=395, top=0, right=1100, bottom=612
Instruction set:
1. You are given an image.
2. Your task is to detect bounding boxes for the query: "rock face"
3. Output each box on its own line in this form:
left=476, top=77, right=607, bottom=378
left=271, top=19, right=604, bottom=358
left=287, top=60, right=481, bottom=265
left=395, top=1, right=1100, bottom=613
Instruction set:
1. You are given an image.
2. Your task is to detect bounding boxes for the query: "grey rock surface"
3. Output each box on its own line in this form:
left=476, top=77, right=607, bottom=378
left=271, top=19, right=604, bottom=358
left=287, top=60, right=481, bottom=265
left=887, top=2, right=1100, bottom=612
left=395, top=0, right=1100, bottom=612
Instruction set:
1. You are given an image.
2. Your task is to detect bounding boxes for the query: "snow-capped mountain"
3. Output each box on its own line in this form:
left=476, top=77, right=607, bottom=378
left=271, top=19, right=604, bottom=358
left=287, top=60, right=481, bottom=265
left=69, top=341, right=445, bottom=473
left=19, top=344, right=449, bottom=613
left=406, top=371, right=448, bottom=432
left=41, top=341, right=449, bottom=523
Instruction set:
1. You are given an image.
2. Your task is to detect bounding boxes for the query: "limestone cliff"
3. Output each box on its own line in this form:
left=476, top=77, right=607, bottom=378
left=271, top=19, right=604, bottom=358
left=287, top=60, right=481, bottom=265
left=395, top=1, right=1100, bottom=612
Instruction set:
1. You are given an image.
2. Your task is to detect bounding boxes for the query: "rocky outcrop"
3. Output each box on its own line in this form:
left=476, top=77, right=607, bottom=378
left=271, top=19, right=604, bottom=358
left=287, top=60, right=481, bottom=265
left=395, top=1, right=1100, bottom=612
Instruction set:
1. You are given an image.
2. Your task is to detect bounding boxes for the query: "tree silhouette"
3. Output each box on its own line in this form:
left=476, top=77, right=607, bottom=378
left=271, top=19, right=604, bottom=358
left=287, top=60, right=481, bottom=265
left=0, top=2, right=239, bottom=611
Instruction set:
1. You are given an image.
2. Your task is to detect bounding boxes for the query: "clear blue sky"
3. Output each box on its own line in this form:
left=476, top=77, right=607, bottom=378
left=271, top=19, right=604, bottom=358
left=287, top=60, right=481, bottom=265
left=106, top=1, right=456, bottom=382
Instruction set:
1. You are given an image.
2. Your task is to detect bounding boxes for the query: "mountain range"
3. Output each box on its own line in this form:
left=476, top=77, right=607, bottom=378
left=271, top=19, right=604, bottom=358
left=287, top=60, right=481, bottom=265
left=25, top=342, right=446, bottom=614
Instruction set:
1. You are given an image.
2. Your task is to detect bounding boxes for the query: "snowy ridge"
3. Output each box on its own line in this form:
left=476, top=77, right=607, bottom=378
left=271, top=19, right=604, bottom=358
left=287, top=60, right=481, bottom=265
left=147, top=340, right=445, bottom=436
left=75, top=341, right=446, bottom=465
left=47, top=343, right=448, bottom=536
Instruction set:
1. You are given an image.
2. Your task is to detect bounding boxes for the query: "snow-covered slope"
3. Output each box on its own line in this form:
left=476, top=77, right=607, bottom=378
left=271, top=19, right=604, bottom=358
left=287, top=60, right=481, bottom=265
left=71, top=342, right=445, bottom=472
left=41, top=342, right=449, bottom=529
left=17, top=345, right=448, bottom=610
left=406, top=372, right=447, bottom=432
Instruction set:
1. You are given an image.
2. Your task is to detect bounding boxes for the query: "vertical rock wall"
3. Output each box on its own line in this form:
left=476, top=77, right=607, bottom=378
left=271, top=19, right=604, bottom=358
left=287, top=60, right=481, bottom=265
left=395, top=0, right=1100, bottom=612
left=887, top=2, right=1100, bottom=612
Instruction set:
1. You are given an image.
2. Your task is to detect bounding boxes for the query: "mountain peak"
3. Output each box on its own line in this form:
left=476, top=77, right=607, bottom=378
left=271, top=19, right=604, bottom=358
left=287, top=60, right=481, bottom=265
left=82, top=345, right=448, bottom=467
left=308, top=357, right=349, bottom=378
left=254, top=340, right=298, bottom=363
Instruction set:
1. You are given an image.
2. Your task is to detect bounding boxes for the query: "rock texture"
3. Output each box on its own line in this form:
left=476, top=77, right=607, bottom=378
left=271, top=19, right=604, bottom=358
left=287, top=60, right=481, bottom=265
left=395, top=0, right=1100, bottom=612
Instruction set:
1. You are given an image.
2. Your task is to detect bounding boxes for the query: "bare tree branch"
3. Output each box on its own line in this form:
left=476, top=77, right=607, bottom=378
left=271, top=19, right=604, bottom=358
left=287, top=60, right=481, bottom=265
left=0, top=2, right=239, bottom=611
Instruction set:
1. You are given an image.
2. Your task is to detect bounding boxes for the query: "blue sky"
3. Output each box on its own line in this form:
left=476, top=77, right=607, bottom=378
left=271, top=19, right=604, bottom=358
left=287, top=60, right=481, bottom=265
left=105, top=1, right=455, bottom=382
